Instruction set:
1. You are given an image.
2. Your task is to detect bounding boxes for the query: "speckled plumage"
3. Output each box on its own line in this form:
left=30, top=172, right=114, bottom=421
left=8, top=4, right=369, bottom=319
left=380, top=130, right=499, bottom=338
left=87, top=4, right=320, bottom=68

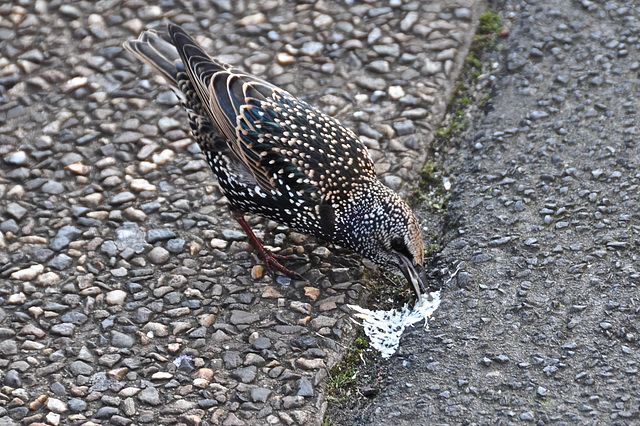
left=124, top=24, right=428, bottom=294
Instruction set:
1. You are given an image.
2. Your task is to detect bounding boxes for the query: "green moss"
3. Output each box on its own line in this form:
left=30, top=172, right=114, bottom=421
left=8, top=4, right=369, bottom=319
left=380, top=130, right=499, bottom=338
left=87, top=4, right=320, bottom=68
left=478, top=11, right=503, bottom=35
left=325, top=331, right=374, bottom=404
left=435, top=10, right=503, bottom=143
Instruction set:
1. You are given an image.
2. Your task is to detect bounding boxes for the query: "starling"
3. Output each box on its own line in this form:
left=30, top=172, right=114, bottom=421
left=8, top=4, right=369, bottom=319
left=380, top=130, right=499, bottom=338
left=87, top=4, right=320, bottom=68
left=124, top=24, right=428, bottom=295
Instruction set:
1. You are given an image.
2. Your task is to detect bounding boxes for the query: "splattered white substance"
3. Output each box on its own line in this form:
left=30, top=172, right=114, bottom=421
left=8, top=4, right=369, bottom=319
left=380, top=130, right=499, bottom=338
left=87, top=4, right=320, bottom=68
left=348, top=291, right=441, bottom=358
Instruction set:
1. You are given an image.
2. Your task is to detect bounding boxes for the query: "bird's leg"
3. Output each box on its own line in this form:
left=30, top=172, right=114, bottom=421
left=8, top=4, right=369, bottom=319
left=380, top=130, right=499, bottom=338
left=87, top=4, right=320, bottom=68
left=233, top=214, right=304, bottom=280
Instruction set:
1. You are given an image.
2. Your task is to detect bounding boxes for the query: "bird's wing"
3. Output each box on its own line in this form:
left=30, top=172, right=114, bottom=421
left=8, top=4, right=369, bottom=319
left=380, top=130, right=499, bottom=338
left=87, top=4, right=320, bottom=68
left=168, top=24, right=288, bottom=195
left=168, top=24, right=376, bottom=201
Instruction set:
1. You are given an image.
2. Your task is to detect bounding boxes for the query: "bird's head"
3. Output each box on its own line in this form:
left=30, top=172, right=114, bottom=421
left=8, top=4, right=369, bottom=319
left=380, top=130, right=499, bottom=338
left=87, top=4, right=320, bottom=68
left=338, top=184, right=427, bottom=296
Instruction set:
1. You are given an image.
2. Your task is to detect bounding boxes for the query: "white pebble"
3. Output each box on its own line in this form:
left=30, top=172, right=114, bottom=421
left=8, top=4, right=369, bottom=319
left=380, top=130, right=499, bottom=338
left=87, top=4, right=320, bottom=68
left=47, top=397, right=68, bottom=414
left=11, top=264, right=44, bottom=281
left=388, top=85, right=405, bottom=100
left=153, top=149, right=174, bottom=165
left=4, top=151, right=28, bottom=166
left=36, top=272, right=60, bottom=286
left=106, top=289, right=127, bottom=305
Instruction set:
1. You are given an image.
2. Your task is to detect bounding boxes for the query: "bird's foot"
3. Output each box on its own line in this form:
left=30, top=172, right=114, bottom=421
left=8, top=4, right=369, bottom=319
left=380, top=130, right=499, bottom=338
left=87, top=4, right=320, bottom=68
left=234, top=214, right=306, bottom=281
left=257, top=247, right=306, bottom=281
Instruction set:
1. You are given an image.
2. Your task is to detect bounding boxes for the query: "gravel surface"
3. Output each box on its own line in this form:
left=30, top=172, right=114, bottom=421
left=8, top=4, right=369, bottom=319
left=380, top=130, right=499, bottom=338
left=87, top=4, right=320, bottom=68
left=0, top=1, right=481, bottom=425
left=357, top=0, right=640, bottom=424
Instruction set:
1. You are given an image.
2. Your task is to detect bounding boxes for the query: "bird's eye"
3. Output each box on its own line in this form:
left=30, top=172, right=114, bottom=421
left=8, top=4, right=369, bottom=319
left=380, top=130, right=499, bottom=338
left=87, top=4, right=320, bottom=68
left=390, top=237, right=404, bottom=252
left=391, top=237, right=413, bottom=261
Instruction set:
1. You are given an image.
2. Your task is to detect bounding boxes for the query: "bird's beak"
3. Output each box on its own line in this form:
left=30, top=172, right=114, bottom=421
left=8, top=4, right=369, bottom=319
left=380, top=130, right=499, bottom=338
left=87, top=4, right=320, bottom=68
left=398, top=254, right=428, bottom=297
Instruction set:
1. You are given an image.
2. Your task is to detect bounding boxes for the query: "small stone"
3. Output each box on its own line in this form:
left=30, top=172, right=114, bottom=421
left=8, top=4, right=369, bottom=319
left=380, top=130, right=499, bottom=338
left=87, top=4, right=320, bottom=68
left=106, top=290, right=127, bottom=305
left=138, top=386, right=161, bottom=406
left=148, top=246, right=170, bottom=264
left=147, top=228, right=177, bottom=243
left=142, top=322, right=169, bottom=337
left=138, top=5, right=162, bottom=20
left=50, top=225, right=83, bottom=251
left=356, top=75, right=386, bottom=91
left=4, top=151, right=28, bottom=166
left=68, top=398, right=87, bottom=412
left=297, top=358, right=325, bottom=370
left=400, top=11, right=419, bottom=31
left=47, top=397, right=68, bottom=414
left=300, top=41, right=324, bottom=57
left=230, top=366, right=257, bottom=383
left=95, top=406, right=120, bottom=419
left=36, top=271, right=60, bottom=286
left=230, top=310, right=260, bottom=325
left=64, top=162, right=90, bottom=175
left=48, top=254, right=73, bottom=271
left=393, top=120, right=415, bottom=136
left=210, top=238, right=228, bottom=249
left=131, top=178, right=156, bottom=192
left=8, top=292, right=27, bottom=304
left=70, top=360, right=94, bottom=376
left=520, top=412, right=534, bottom=421
left=282, top=395, right=305, bottom=409
left=251, top=265, right=264, bottom=279
left=304, top=287, right=320, bottom=301
left=46, top=412, right=61, bottom=426
left=10, top=264, right=43, bottom=281
left=51, top=323, right=75, bottom=337
left=30, top=394, right=48, bottom=410
left=111, top=191, right=136, bottom=205
left=237, top=13, right=265, bottom=27
left=111, top=330, right=135, bottom=348
left=276, top=53, right=295, bottom=65
left=251, top=387, right=271, bottom=403
left=6, top=202, right=28, bottom=220
left=296, top=377, right=313, bottom=397
left=62, top=76, right=88, bottom=93
left=388, top=85, right=405, bottom=100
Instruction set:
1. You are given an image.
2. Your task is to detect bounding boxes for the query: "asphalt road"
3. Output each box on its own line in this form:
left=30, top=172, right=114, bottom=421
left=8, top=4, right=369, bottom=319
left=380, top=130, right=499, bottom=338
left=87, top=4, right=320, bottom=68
left=357, top=0, right=640, bottom=424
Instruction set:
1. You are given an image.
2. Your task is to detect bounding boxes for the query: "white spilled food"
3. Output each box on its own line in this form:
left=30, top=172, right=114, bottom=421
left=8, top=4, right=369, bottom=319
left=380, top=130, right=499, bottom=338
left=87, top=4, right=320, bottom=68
left=348, top=291, right=441, bottom=359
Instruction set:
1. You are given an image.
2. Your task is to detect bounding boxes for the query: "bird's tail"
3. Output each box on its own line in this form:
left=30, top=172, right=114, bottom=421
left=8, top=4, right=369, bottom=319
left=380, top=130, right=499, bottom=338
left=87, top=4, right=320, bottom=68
left=123, top=29, right=180, bottom=87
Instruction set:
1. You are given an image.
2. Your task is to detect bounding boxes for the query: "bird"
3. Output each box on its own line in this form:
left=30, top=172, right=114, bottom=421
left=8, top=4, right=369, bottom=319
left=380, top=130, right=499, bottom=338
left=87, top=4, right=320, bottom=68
left=123, top=23, right=428, bottom=296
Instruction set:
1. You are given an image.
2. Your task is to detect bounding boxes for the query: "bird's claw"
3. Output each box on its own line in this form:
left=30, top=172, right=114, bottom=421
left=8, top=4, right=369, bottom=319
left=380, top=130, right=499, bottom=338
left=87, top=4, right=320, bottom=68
left=259, top=248, right=307, bottom=282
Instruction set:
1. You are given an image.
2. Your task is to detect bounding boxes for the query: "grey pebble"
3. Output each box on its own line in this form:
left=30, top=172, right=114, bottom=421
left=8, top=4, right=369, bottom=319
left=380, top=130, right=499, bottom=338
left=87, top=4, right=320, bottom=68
left=138, top=386, right=161, bottom=406
left=101, top=240, right=118, bottom=257
left=4, top=151, right=28, bottom=166
left=6, top=202, right=27, bottom=221
left=51, top=323, right=75, bottom=337
left=48, top=254, right=73, bottom=270
left=296, top=377, right=314, bottom=397
left=95, top=406, right=121, bottom=419
left=5, top=370, right=21, bottom=387
left=356, top=76, right=387, bottom=91
left=61, top=312, right=88, bottom=325
left=111, top=330, right=135, bottom=348
left=50, top=225, right=83, bottom=251
left=147, top=228, right=176, bottom=243
left=68, top=398, right=87, bottom=412
left=367, top=60, right=391, bottom=74
left=111, top=191, right=136, bottom=205
left=222, top=229, right=246, bottom=241
left=0, top=219, right=19, bottom=234
left=166, top=238, right=185, bottom=253
left=70, top=360, right=94, bottom=376
left=148, top=246, right=170, bottom=264
left=230, top=366, right=257, bottom=383
left=393, top=120, right=415, bottom=136
left=251, top=387, right=271, bottom=403
left=230, top=310, right=260, bottom=325
left=41, top=180, right=65, bottom=194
